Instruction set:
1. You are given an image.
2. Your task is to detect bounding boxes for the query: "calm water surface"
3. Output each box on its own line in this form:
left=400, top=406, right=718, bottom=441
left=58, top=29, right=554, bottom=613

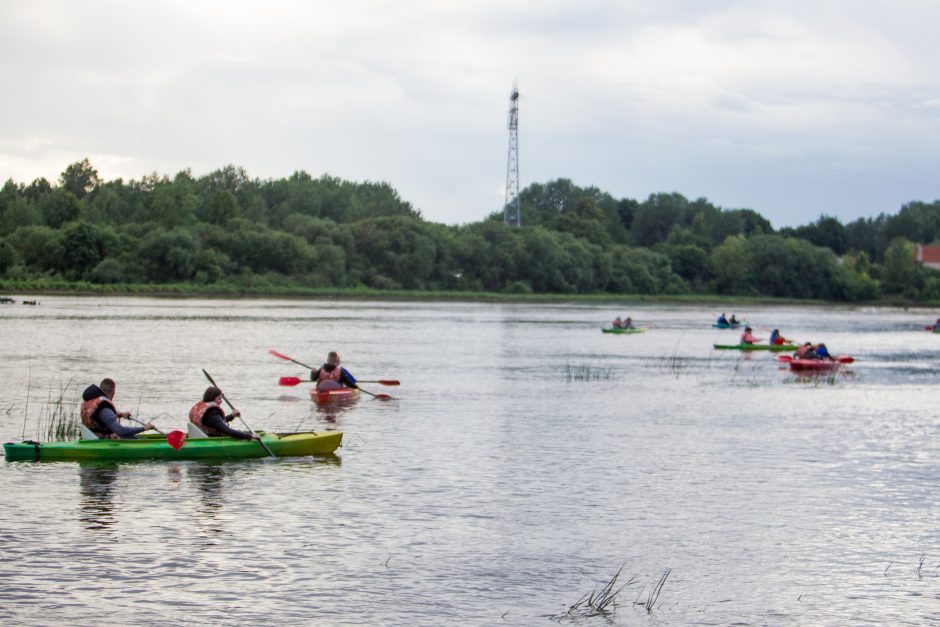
left=0, top=296, right=938, bottom=625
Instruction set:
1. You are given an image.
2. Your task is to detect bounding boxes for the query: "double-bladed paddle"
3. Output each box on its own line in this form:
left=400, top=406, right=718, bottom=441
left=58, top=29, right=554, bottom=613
left=271, top=349, right=395, bottom=400
left=202, top=369, right=276, bottom=458
left=278, top=376, right=399, bottom=387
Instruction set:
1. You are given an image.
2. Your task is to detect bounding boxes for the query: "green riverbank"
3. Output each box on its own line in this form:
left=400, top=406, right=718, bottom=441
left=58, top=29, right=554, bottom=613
left=3, top=278, right=936, bottom=308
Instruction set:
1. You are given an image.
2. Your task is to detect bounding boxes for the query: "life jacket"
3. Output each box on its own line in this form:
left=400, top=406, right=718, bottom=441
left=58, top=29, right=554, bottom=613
left=81, top=396, right=117, bottom=438
left=317, top=365, right=342, bottom=385
left=189, top=401, right=226, bottom=437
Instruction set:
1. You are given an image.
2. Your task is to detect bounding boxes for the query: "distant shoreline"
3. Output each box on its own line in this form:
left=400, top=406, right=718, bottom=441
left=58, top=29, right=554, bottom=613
left=1, top=280, right=936, bottom=308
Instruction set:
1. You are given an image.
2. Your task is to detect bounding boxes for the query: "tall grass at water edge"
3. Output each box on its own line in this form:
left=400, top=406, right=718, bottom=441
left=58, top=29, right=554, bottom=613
left=16, top=378, right=82, bottom=442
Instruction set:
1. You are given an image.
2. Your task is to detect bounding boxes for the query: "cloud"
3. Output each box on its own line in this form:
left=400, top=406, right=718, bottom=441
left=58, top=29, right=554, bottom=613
left=1, top=0, right=939, bottom=227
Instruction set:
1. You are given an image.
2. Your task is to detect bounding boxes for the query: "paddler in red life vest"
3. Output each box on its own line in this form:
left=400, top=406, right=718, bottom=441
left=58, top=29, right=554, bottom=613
left=310, top=351, right=358, bottom=392
left=739, top=326, right=762, bottom=345
left=80, top=378, right=154, bottom=439
left=188, top=387, right=258, bottom=440
left=612, top=316, right=623, bottom=329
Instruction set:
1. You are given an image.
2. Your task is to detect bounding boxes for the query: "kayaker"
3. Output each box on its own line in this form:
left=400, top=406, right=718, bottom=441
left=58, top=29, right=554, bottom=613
left=623, top=316, right=634, bottom=329
left=739, top=326, right=762, bottom=345
left=311, top=351, right=358, bottom=391
left=729, top=314, right=739, bottom=325
left=794, top=342, right=813, bottom=359
left=612, top=316, right=623, bottom=329
left=768, top=329, right=791, bottom=345
left=188, top=386, right=257, bottom=440
left=717, top=313, right=729, bottom=325
left=81, top=378, right=154, bottom=439
left=814, top=343, right=834, bottom=360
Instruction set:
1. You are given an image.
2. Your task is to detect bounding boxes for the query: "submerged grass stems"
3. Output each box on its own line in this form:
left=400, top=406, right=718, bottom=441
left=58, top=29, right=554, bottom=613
left=546, top=566, right=637, bottom=622
left=640, top=569, right=671, bottom=614
left=564, top=362, right=614, bottom=382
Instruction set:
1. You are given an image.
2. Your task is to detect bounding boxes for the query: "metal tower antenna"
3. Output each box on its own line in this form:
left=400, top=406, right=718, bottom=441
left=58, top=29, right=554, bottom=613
left=503, top=82, right=521, bottom=227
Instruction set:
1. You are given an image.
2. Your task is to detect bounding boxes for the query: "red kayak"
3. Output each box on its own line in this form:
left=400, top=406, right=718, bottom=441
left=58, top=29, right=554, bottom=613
left=788, top=358, right=843, bottom=372
left=310, top=387, right=360, bottom=404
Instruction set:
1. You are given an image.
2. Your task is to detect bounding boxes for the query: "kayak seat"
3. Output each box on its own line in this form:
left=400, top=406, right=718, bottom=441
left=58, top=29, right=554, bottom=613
left=79, top=424, right=99, bottom=440
left=187, top=423, right=209, bottom=439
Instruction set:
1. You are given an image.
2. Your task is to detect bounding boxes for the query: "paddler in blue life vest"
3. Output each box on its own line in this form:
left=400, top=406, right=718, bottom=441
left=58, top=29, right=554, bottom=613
left=311, top=351, right=358, bottom=391
left=739, top=326, right=762, bottom=345
left=81, top=378, right=154, bottom=439
left=768, top=329, right=792, bottom=345
left=717, top=313, right=729, bottom=325
left=188, top=386, right=258, bottom=440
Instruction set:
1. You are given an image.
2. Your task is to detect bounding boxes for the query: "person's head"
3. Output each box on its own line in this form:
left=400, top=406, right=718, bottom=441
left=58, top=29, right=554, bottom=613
left=202, top=386, right=223, bottom=404
left=772, top=329, right=779, bottom=333
left=326, top=351, right=340, bottom=366
left=744, top=326, right=752, bottom=332
left=817, top=343, right=826, bottom=349
left=99, top=378, right=116, bottom=399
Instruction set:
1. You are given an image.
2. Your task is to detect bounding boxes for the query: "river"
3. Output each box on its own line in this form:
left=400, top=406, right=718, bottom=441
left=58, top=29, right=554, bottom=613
left=0, top=296, right=937, bottom=625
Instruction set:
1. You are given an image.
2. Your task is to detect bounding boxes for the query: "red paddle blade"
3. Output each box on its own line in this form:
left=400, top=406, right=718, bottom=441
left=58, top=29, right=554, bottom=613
left=838, top=356, right=855, bottom=363
left=374, top=393, right=393, bottom=400
left=375, top=380, right=400, bottom=386
left=777, top=355, right=792, bottom=362
left=279, top=376, right=304, bottom=386
left=167, top=430, right=186, bottom=450
left=269, top=349, right=292, bottom=361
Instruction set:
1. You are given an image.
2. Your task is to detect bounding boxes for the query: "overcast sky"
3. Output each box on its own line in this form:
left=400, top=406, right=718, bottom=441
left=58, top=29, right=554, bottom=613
left=2, top=1, right=939, bottom=228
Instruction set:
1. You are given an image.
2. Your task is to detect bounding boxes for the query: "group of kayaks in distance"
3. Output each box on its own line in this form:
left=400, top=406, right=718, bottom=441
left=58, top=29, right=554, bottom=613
left=3, top=349, right=395, bottom=463
left=603, top=312, right=859, bottom=373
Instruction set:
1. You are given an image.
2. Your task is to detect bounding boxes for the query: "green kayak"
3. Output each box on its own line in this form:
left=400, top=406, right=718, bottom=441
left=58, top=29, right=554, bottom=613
left=713, top=343, right=798, bottom=352
left=602, top=327, right=645, bottom=334
left=3, top=431, right=342, bottom=462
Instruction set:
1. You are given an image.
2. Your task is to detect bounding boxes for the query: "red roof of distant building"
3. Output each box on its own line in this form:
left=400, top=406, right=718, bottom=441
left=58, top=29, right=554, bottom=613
left=914, top=244, right=940, bottom=265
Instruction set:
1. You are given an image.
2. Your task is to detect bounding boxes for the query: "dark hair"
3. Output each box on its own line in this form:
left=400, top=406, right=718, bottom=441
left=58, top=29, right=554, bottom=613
left=202, top=386, right=223, bottom=402
left=99, top=378, right=116, bottom=396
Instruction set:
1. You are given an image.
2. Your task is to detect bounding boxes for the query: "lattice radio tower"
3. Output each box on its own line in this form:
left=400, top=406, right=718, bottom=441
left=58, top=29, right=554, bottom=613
left=503, top=82, right=521, bottom=227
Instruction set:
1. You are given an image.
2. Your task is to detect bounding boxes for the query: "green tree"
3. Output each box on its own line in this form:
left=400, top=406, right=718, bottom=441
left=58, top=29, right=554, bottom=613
left=60, top=221, right=117, bottom=280
left=631, top=193, right=688, bottom=246
left=881, top=237, right=916, bottom=294
left=199, top=189, right=238, bottom=226
left=710, top=235, right=751, bottom=294
left=138, top=229, right=198, bottom=282
left=8, top=225, right=64, bottom=273
left=0, top=198, right=42, bottom=235
left=59, top=158, right=101, bottom=199
left=0, top=237, right=19, bottom=274
left=40, top=189, right=81, bottom=228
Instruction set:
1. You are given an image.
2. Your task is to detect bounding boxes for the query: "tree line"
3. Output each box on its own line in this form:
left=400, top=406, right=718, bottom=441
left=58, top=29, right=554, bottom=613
left=0, top=159, right=938, bottom=301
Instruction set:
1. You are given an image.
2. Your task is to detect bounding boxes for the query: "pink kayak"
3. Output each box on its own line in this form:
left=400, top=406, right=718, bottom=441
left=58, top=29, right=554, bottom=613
left=310, top=387, right=361, bottom=404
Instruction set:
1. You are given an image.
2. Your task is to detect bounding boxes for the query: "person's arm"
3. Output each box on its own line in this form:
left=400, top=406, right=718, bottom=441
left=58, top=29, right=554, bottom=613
left=202, top=410, right=254, bottom=440
left=97, top=406, right=147, bottom=439
left=309, top=368, right=320, bottom=382
left=340, top=368, right=358, bottom=389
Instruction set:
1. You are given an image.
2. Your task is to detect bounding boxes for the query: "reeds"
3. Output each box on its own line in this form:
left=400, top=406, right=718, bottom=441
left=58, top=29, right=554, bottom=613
left=638, top=568, right=671, bottom=614
left=547, top=565, right=636, bottom=621
left=34, top=379, right=81, bottom=442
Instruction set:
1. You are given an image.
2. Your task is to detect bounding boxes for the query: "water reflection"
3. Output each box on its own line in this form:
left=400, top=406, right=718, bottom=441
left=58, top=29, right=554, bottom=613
left=78, top=463, right=119, bottom=532
left=186, top=463, right=231, bottom=538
